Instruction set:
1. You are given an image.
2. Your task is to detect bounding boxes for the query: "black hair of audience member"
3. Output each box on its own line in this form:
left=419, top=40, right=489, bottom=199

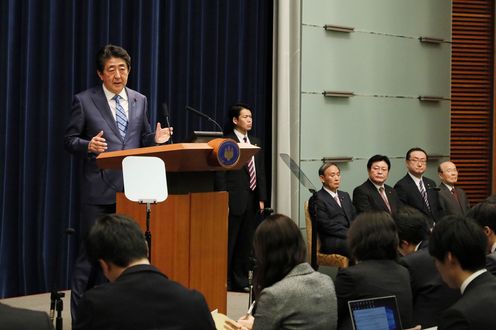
left=86, top=214, right=148, bottom=267
left=467, top=201, right=496, bottom=233
left=252, top=213, right=307, bottom=299
left=366, top=154, right=391, bottom=170
left=95, top=44, right=131, bottom=73
left=318, top=162, right=340, bottom=176
left=405, top=147, right=428, bottom=161
left=347, top=211, right=399, bottom=261
left=429, top=216, right=487, bottom=272
left=394, top=206, right=430, bottom=245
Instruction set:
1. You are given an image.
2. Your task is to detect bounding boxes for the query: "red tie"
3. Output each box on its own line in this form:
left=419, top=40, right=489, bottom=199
left=243, top=137, right=257, bottom=191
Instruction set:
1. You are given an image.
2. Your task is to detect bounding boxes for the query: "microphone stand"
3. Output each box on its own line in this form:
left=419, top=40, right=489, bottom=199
left=139, top=200, right=156, bottom=261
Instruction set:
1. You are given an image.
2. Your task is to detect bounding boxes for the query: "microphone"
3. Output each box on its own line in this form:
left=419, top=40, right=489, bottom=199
left=162, top=103, right=173, bottom=144
left=427, top=187, right=441, bottom=191
left=186, top=105, right=223, bottom=132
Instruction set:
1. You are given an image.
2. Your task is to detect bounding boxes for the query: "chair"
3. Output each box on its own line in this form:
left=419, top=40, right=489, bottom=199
left=304, top=201, right=349, bottom=269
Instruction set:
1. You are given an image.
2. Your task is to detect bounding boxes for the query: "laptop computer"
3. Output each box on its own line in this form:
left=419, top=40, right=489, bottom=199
left=348, top=295, right=403, bottom=330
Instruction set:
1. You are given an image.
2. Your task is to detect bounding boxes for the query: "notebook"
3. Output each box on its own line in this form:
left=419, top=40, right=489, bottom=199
left=348, top=295, right=403, bottom=330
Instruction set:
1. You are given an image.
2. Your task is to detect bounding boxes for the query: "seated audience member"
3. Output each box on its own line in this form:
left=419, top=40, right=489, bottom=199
left=73, top=214, right=215, bottom=330
left=0, top=303, right=53, bottom=330
left=394, top=147, right=442, bottom=227
left=335, top=212, right=415, bottom=330
left=467, top=201, right=496, bottom=275
left=311, top=162, right=355, bottom=257
left=437, top=161, right=470, bottom=216
left=353, top=154, right=401, bottom=215
left=429, top=215, right=496, bottom=329
left=237, top=213, right=337, bottom=330
left=395, top=207, right=460, bottom=328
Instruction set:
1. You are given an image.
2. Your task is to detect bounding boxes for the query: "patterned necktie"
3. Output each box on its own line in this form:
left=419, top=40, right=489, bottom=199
left=379, top=187, right=391, bottom=213
left=113, top=95, right=128, bottom=139
left=419, top=180, right=431, bottom=211
left=243, top=137, right=257, bottom=191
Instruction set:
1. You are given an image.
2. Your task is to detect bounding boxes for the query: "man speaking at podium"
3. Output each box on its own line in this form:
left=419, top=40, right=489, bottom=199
left=216, top=104, right=267, bottom=292
left=64, top=44, right=172, bottom=324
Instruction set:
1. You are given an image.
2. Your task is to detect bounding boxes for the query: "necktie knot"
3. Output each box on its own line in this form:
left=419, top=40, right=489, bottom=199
left=243, top=136, right=247, bottom=143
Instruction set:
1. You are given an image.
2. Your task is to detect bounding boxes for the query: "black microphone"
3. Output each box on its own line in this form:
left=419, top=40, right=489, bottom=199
left=427, top=187, right=441, bottom=191
left=186, top=105, right=223, bottom=132
left=162, top=103, right=173, bottom=144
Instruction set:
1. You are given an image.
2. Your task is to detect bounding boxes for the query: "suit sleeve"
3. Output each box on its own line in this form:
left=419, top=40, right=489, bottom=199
left=255, top=139, right=267, bottom=202
left=394, top=181, right=409, bottom=205
left=64, top=95, right=90, bottom=154
left=72, top=297, right=93, bottom=330
left=315, top=198, right=348, bottom=239
left=438, top=308, right=470, bottom=330
left=335, top=268, right=357, bottom=326
left=352, top=187, right=372, bottom=214
left=253, top=288, right=283, bottom=330
left=138, top=97, right=156, bottom=147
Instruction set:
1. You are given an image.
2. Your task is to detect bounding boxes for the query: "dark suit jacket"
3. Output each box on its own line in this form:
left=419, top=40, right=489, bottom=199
left=438, top=183, right=470, bottom=217
left=64, top=86, right=156, bottom=205
left=394, top=174, right=441, bottom=226
left=335, top=259, right=413, bottom=330
left=0, top=303, right=53, bottom=330
left=352, top=180, right=401, bottom=215
left=400, top=245, right=461, bottom=328
left=215, top=132, right=267, bottom=215
left=74, top=264, right=215, bottom=330
left=486, top=252, right=496, bottom=276
left=314, top=188, right=355, bottom=255
left=438, top=271, right=496, bottom=330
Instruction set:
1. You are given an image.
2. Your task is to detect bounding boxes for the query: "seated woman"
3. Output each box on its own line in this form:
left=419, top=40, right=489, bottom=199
left=335, top=211, right=416, bottom=330
left=237, top=213, right=337, bottom=330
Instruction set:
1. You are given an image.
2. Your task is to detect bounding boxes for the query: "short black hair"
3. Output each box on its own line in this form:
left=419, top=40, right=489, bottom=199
left=96, top=44, right=131, bottom=73
left=394, top=206, right=430, bottom=245
left=467, top=201, right=496, bottom=233
left=429, top=216, right=487, bottom=272
left=318, top=162, right=340, bottom=176
left=406, top=147, right=428, bottom=161
left=348, top=212, right=399, bottom=261
left=228, top=103, right=252, bottom=121
left=367, top=155, right=391, bottom=170
left=87, top=214, right=148, bottom=267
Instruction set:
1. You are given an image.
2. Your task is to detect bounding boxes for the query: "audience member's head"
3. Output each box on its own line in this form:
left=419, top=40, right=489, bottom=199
left=429, top=216, right=487, bottom=288
left=319, top=162, right=341, bottom=192
left=347, top=211, right=399, bottom=262
left=366, top=155, right=391, bottom=186
left=394, top=206, right=430, bottom=256
left=405, top=147, right=428, bottom=178
left=253, top=213, right=306, bottom=298
left=467, top=201, right=496, bottom=253
left=87, top=214, right=148, bottom=281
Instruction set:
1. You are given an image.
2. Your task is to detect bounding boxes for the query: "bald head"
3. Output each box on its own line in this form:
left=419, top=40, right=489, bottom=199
left=438, top=161, right=458, bottom=186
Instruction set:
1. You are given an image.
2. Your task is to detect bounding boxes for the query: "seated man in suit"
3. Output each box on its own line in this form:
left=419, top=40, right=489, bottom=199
left=353, top=154, right=401, bottom=215
left=395, top=207, right=460, bottom=328
left=0, top=303, right=53, bottom=330
left=467, top=201, right=496, bottom=275
left=394, top=147, right=442, bottom=227
left=74, top=214, right=215, bottom=330
left=312, top=162, right=355, bottom=258
left=437, top=161, right=470, bottom=216
left=429, top=215, right=496, bottom=329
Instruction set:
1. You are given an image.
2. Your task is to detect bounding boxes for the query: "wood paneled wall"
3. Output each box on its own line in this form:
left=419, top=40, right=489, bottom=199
left=451, top=0, right=495, bottom=203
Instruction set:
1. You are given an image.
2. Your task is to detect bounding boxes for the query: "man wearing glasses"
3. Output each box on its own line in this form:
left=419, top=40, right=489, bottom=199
left=394, top=147, right=442, bottom=227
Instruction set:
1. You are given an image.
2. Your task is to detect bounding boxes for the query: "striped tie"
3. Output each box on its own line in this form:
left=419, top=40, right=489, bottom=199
left=243, top=137, right=257, bottom=191
left=113, top=95, right=128, bottom=139
left=419, top=180, right=431, bottom=211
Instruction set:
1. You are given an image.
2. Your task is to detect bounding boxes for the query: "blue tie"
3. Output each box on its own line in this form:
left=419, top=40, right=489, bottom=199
left=113, top=95, right=128, bottom=139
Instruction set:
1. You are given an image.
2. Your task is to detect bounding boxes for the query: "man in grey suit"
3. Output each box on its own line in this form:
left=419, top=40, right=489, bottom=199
left=64, top=44, right=172, bottom=323
left=437, top=161, right=470, bottom=216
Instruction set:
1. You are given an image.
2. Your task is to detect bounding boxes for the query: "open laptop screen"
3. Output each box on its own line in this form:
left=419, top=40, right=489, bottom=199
left=348, top=295, right=403, bottom=330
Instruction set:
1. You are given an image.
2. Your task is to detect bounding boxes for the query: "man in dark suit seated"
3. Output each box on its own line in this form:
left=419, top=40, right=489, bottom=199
left=395, top=207, right=460, bottom=328
left=73, top=214, right=215, bottom=330
left=437, top=161, right=470, bottom=216
left=429, top=215, right=496, bottom=329
left=0, top=303, right=53, bottom=330
left=353, top=154, right=401, bottom=215
left=312, top=162, right=355, bottom=258
left=467, top=201, right=496, bottom=275
left=394, top=147, right=442, bottom=227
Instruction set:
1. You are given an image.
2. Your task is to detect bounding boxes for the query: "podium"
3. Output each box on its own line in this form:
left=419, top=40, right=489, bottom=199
left=96, top=142, right=259, bottom=313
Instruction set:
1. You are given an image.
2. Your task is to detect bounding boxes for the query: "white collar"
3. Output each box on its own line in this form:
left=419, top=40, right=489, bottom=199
left=102, top=84, right=127, bottom=102
left=460, top=269, right=487, bottom=294
left=323, top=186, right=339, bottom=199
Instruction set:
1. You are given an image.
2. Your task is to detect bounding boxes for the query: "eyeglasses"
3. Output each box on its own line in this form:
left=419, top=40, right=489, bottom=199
left=408, top=158, right=427, bottom=165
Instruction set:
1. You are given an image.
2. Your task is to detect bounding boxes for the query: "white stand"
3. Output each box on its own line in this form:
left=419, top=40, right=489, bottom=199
left=122, top=156, right=168, bottom=261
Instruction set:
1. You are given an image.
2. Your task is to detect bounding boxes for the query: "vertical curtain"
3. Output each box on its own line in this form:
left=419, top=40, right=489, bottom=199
left=0, top=0, right=273, bottom=298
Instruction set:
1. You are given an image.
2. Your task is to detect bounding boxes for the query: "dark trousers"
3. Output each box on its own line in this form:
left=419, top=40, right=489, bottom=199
left=71, top=203, right=115, bottom=325
left=227, top=193, right=258, bottom=290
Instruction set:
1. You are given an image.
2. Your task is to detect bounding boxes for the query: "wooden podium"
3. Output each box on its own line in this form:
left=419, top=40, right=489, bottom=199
left=96, top=142, right=259, bottom=313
